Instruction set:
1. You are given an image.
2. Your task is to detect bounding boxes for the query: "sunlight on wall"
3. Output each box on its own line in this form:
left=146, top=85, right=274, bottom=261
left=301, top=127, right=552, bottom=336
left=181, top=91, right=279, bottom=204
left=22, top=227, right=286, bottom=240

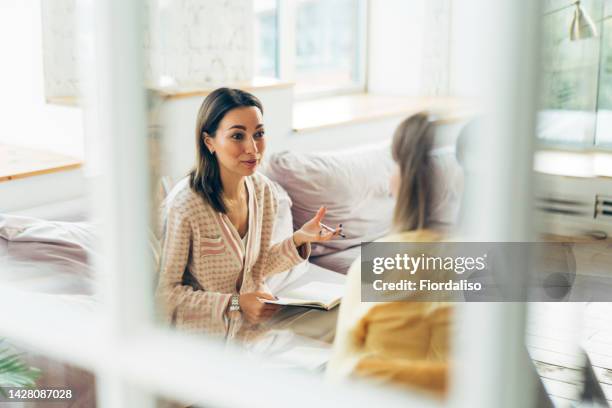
left=0, top=0, right=84, bottom=158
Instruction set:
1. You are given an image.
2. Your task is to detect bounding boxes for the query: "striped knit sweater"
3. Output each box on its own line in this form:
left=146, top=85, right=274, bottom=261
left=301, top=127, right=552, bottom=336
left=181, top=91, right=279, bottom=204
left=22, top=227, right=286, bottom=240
left=156, top=172, right=310, bottom=336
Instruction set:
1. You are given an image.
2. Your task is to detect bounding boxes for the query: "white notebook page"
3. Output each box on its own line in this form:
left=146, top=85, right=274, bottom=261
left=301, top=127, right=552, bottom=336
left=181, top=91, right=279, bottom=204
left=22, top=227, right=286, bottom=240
left=279, top=281, right=345, bottom=304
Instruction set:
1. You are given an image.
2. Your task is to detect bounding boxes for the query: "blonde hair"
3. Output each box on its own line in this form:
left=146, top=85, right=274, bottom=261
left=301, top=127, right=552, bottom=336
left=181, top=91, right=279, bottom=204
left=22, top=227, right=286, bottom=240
left=391, top=113, right=436, bottom=231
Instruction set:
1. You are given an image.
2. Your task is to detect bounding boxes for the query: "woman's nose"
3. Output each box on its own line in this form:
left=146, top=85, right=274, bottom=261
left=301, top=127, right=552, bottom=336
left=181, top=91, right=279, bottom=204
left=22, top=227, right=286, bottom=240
left=245, top=136, right=259, bottom=154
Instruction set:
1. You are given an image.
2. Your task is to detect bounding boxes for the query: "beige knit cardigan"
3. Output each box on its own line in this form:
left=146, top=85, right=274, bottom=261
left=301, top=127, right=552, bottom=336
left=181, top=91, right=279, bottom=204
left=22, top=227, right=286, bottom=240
left=156, top=173, right=310, bottom=336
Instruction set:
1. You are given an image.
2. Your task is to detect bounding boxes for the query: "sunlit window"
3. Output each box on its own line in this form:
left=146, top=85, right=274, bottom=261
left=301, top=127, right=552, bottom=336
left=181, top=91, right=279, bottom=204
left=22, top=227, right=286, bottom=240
left=595, top=0, right=612, bottom=146
left=294, top=0, right=363, bottom=95
left=539, top=0, right=612, bottom=148
left=254, top=0, right=278, bottom=78
left=254, top=0, right=365, bottom=96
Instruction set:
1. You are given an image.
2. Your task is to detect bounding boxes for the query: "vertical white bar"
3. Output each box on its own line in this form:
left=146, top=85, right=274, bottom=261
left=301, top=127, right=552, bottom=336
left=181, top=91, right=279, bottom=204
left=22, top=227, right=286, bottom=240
left=357, top=0, right=369, bottom=91
left=89, top=0, right=153, bottom=342
left=84, top=0, right=155, bottom=406
left=450, top=0, right=540, bottom=407
left=278, top=0, right=296, bottom=81
left=90, top=0, right=154, bottom=340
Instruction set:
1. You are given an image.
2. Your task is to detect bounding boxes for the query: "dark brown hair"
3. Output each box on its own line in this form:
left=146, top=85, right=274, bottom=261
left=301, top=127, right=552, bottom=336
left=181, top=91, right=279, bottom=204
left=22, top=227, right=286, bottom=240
left=189, top=87, right=263, bottom=213
left=391, top=113, right=436, bottom=231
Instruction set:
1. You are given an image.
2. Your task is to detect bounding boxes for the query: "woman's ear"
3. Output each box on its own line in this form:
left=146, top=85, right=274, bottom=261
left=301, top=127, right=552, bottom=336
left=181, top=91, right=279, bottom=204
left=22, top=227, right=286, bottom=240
left=202, top=132, right=215, bottom=154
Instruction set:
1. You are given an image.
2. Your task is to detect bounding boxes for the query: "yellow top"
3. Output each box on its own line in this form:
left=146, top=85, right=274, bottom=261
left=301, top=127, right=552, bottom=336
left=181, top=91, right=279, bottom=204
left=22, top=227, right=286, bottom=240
left=326, top=230, right=453, bottom=397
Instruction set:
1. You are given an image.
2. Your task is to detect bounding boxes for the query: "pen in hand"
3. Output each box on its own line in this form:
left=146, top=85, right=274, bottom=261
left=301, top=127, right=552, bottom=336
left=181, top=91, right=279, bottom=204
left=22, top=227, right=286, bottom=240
left=320, top=222, right=346, bottom=238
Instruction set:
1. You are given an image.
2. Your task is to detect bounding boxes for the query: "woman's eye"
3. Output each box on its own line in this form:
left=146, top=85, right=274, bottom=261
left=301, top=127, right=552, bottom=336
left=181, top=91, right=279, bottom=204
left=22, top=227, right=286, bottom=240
left=254, top=131, right=265, bottom=139
left=231, top=133, right=244, bottom=140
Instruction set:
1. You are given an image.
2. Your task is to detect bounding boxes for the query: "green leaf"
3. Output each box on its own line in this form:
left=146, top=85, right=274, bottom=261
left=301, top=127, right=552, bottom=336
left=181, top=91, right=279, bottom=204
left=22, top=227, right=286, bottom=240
left=0, top=339, right=41, bottom=397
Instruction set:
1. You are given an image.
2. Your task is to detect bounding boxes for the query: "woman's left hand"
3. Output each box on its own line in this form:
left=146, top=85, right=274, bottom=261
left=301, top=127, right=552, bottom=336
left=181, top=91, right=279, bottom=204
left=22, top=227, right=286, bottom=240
left=293, top=206, right=343, bottom=247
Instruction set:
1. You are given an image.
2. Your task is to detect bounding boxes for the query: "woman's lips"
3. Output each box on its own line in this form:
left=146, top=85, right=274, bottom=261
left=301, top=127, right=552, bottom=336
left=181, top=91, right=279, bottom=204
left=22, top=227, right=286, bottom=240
left=241, top=159, right=258, bottom=168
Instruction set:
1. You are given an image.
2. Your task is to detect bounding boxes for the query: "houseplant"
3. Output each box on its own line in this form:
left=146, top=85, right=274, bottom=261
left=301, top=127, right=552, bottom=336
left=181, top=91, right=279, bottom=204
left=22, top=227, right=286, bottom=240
left=0, top=339, right=40, bottom=397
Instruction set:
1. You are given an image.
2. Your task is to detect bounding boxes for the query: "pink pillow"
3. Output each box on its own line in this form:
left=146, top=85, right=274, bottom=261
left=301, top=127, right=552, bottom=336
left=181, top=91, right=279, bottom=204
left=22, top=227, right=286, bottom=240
left=0, top=215, right=97, bottom=294
left=264, top=143, right=395, bottom=256
left=0, top=215, right=97, bottom=253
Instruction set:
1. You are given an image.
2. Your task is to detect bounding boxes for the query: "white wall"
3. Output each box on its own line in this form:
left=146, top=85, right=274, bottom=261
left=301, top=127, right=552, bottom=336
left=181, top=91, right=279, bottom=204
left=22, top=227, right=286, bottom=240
left=0, top=0, right=84, bottom=158
left=40, top=0, right=254, bottom=98
left=367, top=0, right=451, bottom=96
left=368, top=0, right=426, bottom=95
left=0, top=169, right=86, bottom=215
left=449, top=0, right=480, bottom=98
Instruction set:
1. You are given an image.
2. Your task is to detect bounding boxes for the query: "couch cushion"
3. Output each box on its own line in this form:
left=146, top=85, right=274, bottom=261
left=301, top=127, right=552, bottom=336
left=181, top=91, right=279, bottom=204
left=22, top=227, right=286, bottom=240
left=0, top=214, right=160, bottom=295
left=264, top=143, right=395, bottom=256
left=0, top=215, right=97, bottom=253
left=0, top=215, right=97, bottom=295
left=310, top=246, right=361, bottom=274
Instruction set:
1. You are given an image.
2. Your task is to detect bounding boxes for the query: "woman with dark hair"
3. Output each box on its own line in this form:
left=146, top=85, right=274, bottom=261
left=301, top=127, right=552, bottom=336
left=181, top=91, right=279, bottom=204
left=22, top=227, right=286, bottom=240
left=157, top=88, right=341, bottom=336
left=326, top=113, right=462, bottom=397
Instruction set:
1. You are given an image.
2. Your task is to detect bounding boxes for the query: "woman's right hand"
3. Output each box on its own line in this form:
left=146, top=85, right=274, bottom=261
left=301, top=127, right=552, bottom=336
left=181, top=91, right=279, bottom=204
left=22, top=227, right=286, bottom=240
left=239, top=292, right=281, bottom=324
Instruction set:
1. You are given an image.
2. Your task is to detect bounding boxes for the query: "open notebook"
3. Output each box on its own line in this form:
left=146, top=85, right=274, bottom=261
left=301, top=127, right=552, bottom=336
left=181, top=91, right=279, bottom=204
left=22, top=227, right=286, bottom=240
left=264, top=281, right=345, bottom=310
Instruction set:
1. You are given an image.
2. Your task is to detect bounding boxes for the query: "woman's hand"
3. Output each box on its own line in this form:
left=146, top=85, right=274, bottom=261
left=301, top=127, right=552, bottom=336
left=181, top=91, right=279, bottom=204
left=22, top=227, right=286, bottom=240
left=293, top=206, right=343, bottom=247
left=238, top=292, right=281, bottom=324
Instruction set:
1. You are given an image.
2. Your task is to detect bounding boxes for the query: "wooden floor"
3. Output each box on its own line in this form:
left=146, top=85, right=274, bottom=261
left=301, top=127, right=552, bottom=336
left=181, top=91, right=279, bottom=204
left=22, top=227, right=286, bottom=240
left=527, top=302, right=612, bottom=407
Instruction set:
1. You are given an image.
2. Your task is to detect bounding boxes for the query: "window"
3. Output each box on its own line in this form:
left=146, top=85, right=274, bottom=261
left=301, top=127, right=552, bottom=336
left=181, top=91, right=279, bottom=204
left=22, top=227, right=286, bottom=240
left=539, top=0, right=612, bottom=149
left=254, top=0, right=279, bottom=77
left=254, top=0, right=367, bottom=96
left=294, top=0, right=364, bottom=95
left=595, top=0, right=612, bottom=146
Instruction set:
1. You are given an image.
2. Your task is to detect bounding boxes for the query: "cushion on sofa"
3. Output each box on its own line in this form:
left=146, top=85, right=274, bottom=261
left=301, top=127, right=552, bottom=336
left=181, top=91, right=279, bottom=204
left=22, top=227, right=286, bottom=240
left=263, top=142, right=396, bottom=257
left=0, top=215, right=97, bottom=253
left=310, top=246, right=361, bottom=275
left=0, top=213, right=161, bottom=295
left=0, top=215, right=97, bottom=294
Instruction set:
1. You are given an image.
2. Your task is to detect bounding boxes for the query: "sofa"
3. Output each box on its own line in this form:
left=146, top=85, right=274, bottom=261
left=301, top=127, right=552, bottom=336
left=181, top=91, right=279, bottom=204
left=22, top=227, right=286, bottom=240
left=263, top=141, right=396, bottom=276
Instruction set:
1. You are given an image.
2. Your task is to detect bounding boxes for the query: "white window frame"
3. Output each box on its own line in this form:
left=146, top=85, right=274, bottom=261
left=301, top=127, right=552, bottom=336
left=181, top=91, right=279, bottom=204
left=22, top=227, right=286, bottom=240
left=275, top=0, right=369, bottom=99
left=538, top=0, right=612, bottom=151
left=0, top=0, right=542, bottom=407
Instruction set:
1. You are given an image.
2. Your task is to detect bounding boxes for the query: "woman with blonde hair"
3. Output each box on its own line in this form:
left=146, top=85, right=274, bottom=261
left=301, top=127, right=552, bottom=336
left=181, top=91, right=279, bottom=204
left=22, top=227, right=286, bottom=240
left=326, top=113, right=462, bottom=397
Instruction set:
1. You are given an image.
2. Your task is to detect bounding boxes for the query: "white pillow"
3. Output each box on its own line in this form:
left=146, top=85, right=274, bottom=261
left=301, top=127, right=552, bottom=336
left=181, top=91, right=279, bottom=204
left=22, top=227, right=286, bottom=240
left=0, top=214, right=97, bottom=253
left=264, top=143, right=396, bottom=256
